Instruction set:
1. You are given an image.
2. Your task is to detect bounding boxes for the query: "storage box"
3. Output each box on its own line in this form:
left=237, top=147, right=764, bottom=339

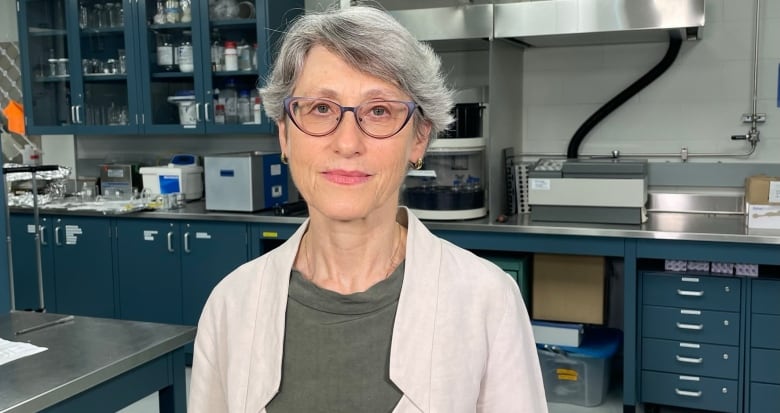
left=747, top=204, right=780, bottom=229
left=532, top=254, right=606, bottom=324
left=537, top=328, right=621, bottom=407
left=745, top=175, right=780, bottom=205
left=532, top=320, right=584, bottom=347
left=140, top=165, right=203, bottom=200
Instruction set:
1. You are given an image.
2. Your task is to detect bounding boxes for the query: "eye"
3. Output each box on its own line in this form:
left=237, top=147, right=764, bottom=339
left=315, top=103, right=331, bottom=114
left=364, top=103, right=393, bottom=119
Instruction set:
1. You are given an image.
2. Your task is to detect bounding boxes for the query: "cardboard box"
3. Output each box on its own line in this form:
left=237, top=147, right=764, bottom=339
left=745, top=175, right=780, bottom=205
left=532, top=254, right=606, bottom=325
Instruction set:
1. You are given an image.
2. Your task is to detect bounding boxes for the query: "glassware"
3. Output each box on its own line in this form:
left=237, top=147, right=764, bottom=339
left=165, top=0, right=181, bottom=24
left=56, top=58, right=69, bottom=76
left=237, top=90, right=251, bottom=124
left=211, top=29, right=224, bottom=71
left=79, top=4, right=89, bottom=29
left=153, top=0, right=166, bottom=24
left=106, top=58, right=118, bottom=74
left=47, top=48, right=57, bottom=77
left=109, top=2, right=123, bottom=27
left=237, top=41, right=252, bottom=71
left=180, top=0, right=192, bottom=23
left=94, top=4, right=107, bottom=28
left=117, top=49, right=127, bottom=74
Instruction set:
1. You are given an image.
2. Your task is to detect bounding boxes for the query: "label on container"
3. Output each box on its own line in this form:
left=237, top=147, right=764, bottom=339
left=143, top=230, right=158, bottom=241
left=529, top=178, right=551, bottom=190
left=769, top=181, right=780, bottom=203
left=195, top=232, right=211, bottom=239
left=555, top=368, right=578, bottom=381
left=65, top=225, right=82, bottom=245
left=159, top=175, right=181, bottom=194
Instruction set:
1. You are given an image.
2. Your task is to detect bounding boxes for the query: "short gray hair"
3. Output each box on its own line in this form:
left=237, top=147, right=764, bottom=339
left=259, top=6, right=454, bottom=141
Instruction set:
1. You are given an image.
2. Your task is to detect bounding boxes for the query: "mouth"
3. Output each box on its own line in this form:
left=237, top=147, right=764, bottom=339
left=322, top=169, right=372, bottom=185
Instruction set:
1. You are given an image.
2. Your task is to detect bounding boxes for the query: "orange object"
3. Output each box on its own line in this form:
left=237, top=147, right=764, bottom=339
left=2, top=100, right=25, bottom=136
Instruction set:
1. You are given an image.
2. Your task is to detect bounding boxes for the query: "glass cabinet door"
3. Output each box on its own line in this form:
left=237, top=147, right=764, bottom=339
left=76, top=0, right=138, bottom=134
left=201, top=0, right=265, bottom=134
left=137, top=0, right=205, bottom=133
left=18, top=0, right=74, bottom=133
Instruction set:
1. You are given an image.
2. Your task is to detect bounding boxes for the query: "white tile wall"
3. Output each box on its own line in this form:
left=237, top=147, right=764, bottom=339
left=521, top=0, right=780, bottom=163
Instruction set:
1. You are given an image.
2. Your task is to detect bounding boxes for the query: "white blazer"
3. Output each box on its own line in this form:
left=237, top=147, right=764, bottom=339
left=189, top=208, right=548, bottom=412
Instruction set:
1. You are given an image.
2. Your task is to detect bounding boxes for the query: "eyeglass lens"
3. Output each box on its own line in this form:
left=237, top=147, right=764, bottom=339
left=287, top=98, right=413, bottom=138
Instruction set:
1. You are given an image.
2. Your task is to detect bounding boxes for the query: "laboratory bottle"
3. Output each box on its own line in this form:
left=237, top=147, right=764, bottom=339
left=211, top=30, right=224, bottom=71
left=156, top=34, right=175, bottom=71
left=252, top=43, right=258, bottom=70
left=223, top=79, right=238, bottom=124
left=178, top=37, right=194, bottom=72
left=237, top=40, right=252, bottom=71
left=224, top=41, right=238, bottom=71
left=214, top=103, right=226, bottom=124
left=253, top=95, right=262, bottom=124
left=238, top=90, right=252, bottom=124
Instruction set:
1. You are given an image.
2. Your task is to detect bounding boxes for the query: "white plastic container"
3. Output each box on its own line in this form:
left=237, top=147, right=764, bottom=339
left=167, top=94, right=197, bottom=126
left=140, top=165, right=204, bottom=200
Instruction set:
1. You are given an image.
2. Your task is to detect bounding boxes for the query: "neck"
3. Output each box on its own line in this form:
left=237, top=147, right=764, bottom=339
left=299, top=221, right=406, bottom=294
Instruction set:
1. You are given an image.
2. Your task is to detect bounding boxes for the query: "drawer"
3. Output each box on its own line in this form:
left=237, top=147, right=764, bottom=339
left=752, top=279, right=780, bottom=315
left=643, top=305, right=740, bottom=346
left=751, top=348, right=780, bottom=384
left=751, top=314, right=780, bottom=349
left=643, top=272, right=740, bottom=311
left=642, top=338, right=739, bottom=379
left=751, top=382, right=780, bottom=412
left=641, top=370, right=738, bottom=413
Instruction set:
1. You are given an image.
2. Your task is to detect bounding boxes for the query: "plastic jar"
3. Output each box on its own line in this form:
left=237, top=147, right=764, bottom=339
left=224, top=41, right=238, bottom=71
left=237, top=44, right=252, bottom=71
left=56, top=58, right=69, bottom=76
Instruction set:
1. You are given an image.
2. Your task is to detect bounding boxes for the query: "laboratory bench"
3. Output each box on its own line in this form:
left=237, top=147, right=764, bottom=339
left=8, top=203, right=780, bottom=413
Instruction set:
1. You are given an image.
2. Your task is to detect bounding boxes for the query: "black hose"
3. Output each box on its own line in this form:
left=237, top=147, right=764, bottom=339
left=566, top=33, right=683, bottom=159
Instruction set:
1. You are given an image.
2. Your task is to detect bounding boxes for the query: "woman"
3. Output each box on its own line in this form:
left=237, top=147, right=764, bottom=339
left=189, top=6, right=547, bottom=412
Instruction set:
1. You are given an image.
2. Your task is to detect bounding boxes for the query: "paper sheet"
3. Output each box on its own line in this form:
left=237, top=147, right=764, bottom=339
left=0, top=338, right=47, bottom=366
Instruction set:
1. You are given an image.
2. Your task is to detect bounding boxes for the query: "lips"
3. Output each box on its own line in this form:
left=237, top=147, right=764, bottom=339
left=322, top=169, right=372, bottom=185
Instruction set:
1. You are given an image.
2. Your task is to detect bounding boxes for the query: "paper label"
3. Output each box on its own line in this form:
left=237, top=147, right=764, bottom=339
left=143, top=230, right=158, bottom=241
left=195, top=232, right=211, bottom=239
left=769, top=181, right=780, bottom=203
left=529, top=178, right=551, bottom=190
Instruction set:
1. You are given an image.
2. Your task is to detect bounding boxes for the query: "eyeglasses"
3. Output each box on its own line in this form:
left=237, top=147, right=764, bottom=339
left=283, top=96, right=418, bottom=139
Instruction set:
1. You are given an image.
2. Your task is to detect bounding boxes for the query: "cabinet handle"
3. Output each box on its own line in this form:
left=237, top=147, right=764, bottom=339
left=39, top=226, right=47, bottom=246
left=70, top=106, right=76, bottom=124
left=167, top=231, right=174, bottom=253
left=184, top=232, right=191, bottom=253
left=674, top=389, right=702, bottom=398
left=196, top=103, right=202, bottom=122
left=135, top=113, right=139, bottom=125
left=204, top=103, right=211, bottom=122
left=676, top=322, right=703, bottom=331
left=677, top=289, right=704, bottom=297
left=675, top=355, right=703, bottom=364
left=54, top=226, right=62, bottom=246
left=75, top=105, right=82, bottom=124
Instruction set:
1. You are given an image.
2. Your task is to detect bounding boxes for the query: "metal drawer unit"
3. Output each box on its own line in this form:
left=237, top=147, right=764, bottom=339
left=640, top=272, right=743, bottom=413
left=748, top=279, right=780, bottom=412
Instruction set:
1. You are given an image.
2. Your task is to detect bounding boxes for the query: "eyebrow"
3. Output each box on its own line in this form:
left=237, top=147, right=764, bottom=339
left=297, top=87, right=404, bottom=101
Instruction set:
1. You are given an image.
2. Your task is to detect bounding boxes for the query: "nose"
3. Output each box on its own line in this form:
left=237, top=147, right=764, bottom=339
left=330, top=108, right=366, bottom=156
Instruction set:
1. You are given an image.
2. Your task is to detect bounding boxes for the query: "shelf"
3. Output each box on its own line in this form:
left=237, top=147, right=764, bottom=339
left=28, top=27, right=67, bottom=37
left=151, top=71, right=195, bottom=79
left=148, top=23, right=193, bottom=31
left=80, top=27, right=125, bottom=36
left=34, top=75, right=70, bottom=82
left=210, top=19, right=256, bottom=29
left=84, top=74, right=127, bottom=81
left=213, top=70, right=257, bottom=77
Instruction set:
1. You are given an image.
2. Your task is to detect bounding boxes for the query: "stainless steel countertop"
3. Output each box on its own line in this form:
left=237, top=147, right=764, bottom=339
left=0, top=312, right=195, bottom=413
left=14, top=201, right=780, bottom=245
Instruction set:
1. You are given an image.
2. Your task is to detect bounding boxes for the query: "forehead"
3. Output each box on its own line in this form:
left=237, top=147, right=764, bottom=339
left=294, top=45, right=407, bottom=101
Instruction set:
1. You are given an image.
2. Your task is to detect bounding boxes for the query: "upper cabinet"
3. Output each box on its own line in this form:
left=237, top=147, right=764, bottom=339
left=17, top=0, right=304, bottom=136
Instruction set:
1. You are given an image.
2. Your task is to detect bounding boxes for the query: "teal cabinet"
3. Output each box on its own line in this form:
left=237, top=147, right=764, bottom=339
left=17, top=0, right=141, bottom=134
left=17, top=0, right=303, bottom=135
left=115, top=218, right=248, bottom=326
left=9, top=213, right=115, bottom=317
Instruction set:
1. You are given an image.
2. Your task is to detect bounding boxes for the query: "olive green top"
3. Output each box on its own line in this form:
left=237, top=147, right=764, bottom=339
left=265, top=262, right=405, bottom=413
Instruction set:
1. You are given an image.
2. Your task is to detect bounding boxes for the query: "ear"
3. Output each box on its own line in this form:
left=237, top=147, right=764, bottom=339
left=410, top=122, right=431, bottom=163
left=277, top=119, right=289, bottom=155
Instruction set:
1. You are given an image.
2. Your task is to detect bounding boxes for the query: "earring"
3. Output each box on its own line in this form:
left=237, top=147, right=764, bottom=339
left=280, top=153, right=288, bottom=164
left=412, top=158, right=423, bottom=170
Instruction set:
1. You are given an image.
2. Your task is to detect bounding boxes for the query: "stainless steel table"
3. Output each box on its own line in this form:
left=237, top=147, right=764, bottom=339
left=0, top=312, right=195, bottom=413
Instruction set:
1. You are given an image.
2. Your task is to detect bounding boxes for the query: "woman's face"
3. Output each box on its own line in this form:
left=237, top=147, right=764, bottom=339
left=278, top=45, right=430, bottom=222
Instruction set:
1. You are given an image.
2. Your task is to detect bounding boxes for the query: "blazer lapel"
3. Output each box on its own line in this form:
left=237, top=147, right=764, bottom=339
left=389, top=210, right=440, bottom=411
left=244, top=220, right=309, bottom=413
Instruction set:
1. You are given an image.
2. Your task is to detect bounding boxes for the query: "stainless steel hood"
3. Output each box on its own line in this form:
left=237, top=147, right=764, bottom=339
left=494, top=0, right=705, bottom=47
left=386, top=0, right=705, bottom=48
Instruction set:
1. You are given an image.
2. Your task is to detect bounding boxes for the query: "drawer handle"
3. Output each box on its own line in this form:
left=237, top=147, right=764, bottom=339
left=676, top=322, right=703, bottom=331
left=676, top=355, right=703, bottom=364
left=677, top=289, right=704, bottom=297
left=675, top=388, right=702, bottom=398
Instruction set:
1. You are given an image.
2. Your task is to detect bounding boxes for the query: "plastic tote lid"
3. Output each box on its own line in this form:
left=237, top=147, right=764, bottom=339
left=538, top=327, right=621, bottom=358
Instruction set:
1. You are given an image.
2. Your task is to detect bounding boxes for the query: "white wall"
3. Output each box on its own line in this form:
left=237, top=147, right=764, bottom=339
left=521, top=0, right=780, bottom=163
left=0, top=0, right=17, bottom=42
